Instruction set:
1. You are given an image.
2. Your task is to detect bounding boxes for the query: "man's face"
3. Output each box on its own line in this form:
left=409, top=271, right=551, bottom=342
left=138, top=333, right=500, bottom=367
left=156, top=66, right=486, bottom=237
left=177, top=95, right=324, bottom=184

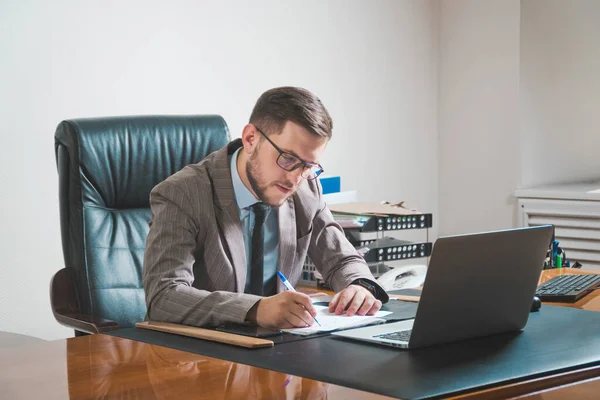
left=244, top=121, right=327, bottom=207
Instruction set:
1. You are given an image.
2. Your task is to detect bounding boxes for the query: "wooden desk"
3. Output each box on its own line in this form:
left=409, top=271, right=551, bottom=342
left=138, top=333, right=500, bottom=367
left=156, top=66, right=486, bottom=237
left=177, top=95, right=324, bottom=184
left=0, top=331, right=393, bottom=399
left=305, top=268, right=600, bottom=399
left=2, top=269, right=600, bottom=400
left=453, top=268, right=600, bottom=399
left=538, top=268, right=600, bottom=311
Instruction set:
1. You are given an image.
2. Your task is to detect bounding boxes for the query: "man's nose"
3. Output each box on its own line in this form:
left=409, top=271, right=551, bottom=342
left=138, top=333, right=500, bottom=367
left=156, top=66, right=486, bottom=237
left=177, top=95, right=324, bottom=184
left=285, top=167, right=304, bottom=184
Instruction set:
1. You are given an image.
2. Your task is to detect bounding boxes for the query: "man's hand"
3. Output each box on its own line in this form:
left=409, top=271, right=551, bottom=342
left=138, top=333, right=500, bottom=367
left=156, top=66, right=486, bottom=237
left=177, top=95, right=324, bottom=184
left=247, top=291, right=318, bottom=329
left=328, top=284, right=382, bottom=316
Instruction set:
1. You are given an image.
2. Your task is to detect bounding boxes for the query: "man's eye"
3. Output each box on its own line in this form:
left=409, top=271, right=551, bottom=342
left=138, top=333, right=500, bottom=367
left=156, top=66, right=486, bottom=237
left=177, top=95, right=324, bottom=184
left=280, top=154, right=298, bottom=166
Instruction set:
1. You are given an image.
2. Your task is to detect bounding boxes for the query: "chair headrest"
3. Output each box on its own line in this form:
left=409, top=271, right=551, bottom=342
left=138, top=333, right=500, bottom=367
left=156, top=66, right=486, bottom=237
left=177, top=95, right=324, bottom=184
left=55, top=115, right=230, bottom=209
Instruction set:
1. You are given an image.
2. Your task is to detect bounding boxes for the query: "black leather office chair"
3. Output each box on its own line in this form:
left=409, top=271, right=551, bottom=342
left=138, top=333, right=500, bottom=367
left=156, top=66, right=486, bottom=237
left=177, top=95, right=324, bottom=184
left=51, top=115, right=230, bottom=336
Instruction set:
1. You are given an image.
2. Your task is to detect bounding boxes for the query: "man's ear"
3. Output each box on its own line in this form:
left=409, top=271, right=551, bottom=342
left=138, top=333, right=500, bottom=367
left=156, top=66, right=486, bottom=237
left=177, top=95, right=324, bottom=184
left=241, top=124, right=260, bottom=154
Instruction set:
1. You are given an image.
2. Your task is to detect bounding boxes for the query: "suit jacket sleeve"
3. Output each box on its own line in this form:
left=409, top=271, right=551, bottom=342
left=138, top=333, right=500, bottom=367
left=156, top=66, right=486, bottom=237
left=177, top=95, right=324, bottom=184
left=142, top=180, right=262, bottom=327
left=305, top=181, right=388, bottom=302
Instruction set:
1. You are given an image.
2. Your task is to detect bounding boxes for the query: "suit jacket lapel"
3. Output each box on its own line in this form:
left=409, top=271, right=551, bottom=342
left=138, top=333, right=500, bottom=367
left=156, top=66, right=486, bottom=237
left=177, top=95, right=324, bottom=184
left=211, top=140, right=247, bottom=292
left=277, top=197, right=297, bottom=292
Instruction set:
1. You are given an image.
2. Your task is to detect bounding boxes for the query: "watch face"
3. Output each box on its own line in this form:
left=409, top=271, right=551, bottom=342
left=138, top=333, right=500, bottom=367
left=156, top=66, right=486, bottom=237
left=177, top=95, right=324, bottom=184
left=357, top=279, right=376, bottom=295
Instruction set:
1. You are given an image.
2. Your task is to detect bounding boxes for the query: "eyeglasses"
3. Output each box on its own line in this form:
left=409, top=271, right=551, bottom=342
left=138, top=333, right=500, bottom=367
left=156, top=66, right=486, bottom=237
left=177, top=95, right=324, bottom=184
left=254, top=126, right=324, bottom=180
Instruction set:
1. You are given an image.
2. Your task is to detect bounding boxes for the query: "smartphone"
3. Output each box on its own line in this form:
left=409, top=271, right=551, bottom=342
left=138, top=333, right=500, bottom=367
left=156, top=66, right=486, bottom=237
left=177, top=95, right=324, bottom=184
left=216, top=324, right=283, bottom=338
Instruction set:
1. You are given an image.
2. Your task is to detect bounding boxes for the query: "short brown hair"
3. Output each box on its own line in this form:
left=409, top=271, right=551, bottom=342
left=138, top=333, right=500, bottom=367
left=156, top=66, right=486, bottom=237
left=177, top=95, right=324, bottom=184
left=249, top=86, right=333, bottom=140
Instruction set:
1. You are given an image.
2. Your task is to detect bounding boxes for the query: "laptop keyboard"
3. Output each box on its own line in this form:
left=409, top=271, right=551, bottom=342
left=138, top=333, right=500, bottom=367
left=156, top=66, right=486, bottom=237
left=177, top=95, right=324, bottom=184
left=374, top=329, right=412, bottom=341
left=535, top=274, right=600, bottom=302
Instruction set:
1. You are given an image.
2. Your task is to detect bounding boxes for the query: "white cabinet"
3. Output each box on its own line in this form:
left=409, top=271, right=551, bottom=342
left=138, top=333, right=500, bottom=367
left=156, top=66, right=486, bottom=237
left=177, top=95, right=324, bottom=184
left=516, top=182, right=600, bottom=269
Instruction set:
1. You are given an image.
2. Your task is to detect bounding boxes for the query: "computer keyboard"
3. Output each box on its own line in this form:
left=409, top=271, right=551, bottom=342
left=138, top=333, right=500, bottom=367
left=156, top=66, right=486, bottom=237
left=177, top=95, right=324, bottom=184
left=535, top=274, right=600, bottom=302
left=374, top=329, right=412, bottom=341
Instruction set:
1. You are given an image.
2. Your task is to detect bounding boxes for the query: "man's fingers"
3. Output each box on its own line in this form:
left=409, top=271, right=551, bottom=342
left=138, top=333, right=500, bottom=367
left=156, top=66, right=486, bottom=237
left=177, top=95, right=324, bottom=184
left=329, top=292, right=341, bottom=312
left=330, top=286, right=382, bottom=316
left=289, top=303, right=315, bottom=327
left=334, top=289, right=356, bottom=315
left=366, top=299, right=383, bottom=316
left=283, top=313, right=306, bottom=328
left=345, top=292, right=367, bottom=316
left=357, top=295, right=376, bottom=316
left=290, top=292, right=317, bottom=316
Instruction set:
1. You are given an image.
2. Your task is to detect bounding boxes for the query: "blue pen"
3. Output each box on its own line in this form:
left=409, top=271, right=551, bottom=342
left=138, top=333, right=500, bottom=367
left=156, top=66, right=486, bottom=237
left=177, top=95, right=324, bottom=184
left=277, top=271, right=322, bottom=326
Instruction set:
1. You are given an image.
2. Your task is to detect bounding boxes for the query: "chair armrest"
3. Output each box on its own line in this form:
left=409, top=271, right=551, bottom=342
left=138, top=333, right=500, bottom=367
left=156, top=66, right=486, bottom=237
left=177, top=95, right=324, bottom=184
left=53, top=312, right=119, bottom=335
left=50, top=267, right=120, bottom=334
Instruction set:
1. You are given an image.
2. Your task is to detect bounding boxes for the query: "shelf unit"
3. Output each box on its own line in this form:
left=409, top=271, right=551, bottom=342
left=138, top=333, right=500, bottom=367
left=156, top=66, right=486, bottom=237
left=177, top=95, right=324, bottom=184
left=353, top=237, right=432, bottom=263
left=300, top=210, right=433, bottom=286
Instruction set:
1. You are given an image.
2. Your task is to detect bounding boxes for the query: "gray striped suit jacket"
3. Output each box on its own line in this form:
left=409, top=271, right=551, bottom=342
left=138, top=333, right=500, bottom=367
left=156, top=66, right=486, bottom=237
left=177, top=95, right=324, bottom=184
left=142, top=139, right=380, bottom=327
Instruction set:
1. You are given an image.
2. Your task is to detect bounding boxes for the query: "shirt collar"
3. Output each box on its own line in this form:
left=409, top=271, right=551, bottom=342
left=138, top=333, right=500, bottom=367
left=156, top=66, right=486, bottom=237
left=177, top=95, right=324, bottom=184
left=230, top=147, right=259, bottom=210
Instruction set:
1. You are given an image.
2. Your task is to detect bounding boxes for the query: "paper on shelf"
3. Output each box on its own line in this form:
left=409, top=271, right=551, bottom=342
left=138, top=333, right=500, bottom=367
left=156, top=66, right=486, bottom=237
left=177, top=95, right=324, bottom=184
left=329, top=202, right=422, bottom=217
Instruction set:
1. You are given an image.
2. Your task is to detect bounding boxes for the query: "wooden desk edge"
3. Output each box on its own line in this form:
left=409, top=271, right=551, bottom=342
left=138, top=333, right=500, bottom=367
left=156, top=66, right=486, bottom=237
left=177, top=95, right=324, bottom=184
left=450, top=363, right=600, bottom=399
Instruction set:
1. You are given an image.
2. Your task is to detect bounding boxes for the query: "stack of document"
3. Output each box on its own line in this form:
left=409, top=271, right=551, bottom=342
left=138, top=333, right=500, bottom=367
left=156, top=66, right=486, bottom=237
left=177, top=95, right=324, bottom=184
left=331, top=213, right=372, bottom=229
left=282, top=296, right=392, bottom=336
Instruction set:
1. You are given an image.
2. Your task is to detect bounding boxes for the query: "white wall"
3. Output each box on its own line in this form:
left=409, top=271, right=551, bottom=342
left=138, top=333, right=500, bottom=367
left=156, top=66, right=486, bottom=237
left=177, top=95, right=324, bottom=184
left=520, top=0, right=600, bottom=187
left=0, top=0, right=439, bottom=340
left=438, top=0, right=521, bottom=235
left=438, top=0, right=600, bottom=237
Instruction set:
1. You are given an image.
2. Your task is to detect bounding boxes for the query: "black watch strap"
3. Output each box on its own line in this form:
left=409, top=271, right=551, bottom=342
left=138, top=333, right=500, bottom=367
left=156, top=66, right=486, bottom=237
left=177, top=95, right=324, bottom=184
left=352, top=278, right=389, bottom=303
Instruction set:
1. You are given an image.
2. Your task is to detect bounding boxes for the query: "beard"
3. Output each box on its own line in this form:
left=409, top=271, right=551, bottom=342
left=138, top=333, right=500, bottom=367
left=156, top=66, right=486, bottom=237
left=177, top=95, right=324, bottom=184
left=246, top=151, right=295, bottom=207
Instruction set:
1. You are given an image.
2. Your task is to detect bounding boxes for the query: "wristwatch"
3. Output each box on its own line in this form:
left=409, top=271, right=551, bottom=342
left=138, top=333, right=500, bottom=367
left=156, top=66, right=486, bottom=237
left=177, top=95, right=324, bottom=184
left=352, top=278, right=378, bottom=296
left=351, top=278, right=390, bottom=303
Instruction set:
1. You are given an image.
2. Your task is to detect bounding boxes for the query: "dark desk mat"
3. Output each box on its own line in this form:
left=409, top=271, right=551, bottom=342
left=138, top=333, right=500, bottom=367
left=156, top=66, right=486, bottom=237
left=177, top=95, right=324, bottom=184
left=388, top=288, right=422, bottom=297
left=269, top=331, right=329, bottom=344
left=381, top=299, right=418, bottom=321
left=109, top=305, right=600, bottom=400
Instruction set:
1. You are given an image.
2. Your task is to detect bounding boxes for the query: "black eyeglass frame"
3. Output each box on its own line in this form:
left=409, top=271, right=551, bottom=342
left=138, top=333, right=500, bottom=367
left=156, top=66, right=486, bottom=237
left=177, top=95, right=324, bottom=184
left=254, top=125, right=324, bottom=180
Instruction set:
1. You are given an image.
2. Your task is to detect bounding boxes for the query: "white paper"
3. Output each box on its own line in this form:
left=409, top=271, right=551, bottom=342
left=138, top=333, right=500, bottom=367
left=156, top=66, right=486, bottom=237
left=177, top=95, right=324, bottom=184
left=282, top=304, right=392, bottom=336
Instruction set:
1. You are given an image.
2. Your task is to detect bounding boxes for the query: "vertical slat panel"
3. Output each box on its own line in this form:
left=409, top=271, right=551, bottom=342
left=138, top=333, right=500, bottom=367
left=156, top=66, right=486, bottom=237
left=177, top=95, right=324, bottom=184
left=518, top=198, right=600, bottom=270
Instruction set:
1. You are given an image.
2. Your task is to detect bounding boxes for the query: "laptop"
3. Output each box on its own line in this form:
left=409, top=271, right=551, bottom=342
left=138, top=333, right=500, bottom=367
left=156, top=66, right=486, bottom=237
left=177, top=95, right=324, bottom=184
left=332, top=225, right=554, bottom=349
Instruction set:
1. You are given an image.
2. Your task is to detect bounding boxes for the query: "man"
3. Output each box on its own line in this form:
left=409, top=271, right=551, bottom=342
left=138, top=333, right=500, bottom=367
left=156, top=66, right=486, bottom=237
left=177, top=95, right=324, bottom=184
left=143, top=86, right=388, bottom=329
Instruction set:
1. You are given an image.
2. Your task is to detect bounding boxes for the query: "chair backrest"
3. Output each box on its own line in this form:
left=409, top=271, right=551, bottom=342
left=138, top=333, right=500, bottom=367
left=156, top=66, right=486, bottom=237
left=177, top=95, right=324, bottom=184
left=54, top=115, right=230, bottom=328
